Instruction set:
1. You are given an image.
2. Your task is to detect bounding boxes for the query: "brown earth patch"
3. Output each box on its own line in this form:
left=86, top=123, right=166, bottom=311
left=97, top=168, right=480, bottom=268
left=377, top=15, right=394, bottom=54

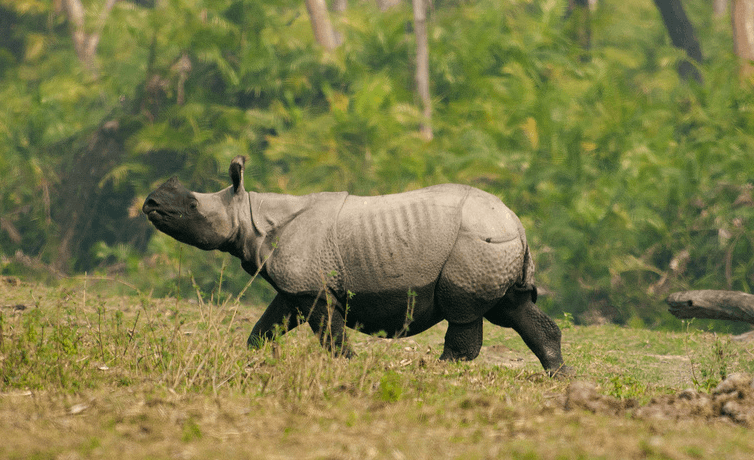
left=477, top=344, right=537, bottom=369
left=563, top=373, right=754, bottom=426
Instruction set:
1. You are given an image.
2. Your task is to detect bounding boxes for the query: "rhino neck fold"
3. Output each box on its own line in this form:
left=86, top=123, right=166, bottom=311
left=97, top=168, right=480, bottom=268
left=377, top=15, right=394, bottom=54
left=216, top=191, right=255, bottom=263
left=246, top=192, right=315, bottom=272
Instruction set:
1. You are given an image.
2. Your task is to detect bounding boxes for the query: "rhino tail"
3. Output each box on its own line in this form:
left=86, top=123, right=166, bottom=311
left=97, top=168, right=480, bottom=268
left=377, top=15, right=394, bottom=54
left=522, top=244, right=533, bottom=283
left=514, top=230, right=537, bottom=303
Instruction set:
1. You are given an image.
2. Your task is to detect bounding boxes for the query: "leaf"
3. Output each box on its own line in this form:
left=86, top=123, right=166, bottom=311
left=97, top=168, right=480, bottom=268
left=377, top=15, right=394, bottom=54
left=609, top=255, right=663, bottom=277
left=521, top=116, right=539, bottom=150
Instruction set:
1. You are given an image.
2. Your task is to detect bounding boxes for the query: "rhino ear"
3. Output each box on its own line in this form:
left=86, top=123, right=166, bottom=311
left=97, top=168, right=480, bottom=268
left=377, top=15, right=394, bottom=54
left=229, top=156, right=246, bottom=194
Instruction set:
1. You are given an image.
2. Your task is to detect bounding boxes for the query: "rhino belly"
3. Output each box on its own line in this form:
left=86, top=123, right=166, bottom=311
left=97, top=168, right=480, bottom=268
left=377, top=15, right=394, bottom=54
left=343, top=283, right=444, bottom=337
left=334, top=187, right=465, bottom=334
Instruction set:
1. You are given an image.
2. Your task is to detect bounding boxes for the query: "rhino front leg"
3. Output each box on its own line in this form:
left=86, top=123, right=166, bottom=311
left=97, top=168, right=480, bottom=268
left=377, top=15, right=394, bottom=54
left=484, top=285, right=570, bottom=377
left=439, top=317, right=483, bottom=361
left=247, top=294, right=301, bottom=349
left=306, top=298, right=355, bottom=358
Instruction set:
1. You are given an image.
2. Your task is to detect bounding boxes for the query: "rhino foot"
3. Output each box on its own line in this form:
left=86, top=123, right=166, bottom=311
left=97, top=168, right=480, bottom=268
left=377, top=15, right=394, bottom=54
left=439, top=318, right=483, bottom=361
left=547, top=364, right=575, bottom=379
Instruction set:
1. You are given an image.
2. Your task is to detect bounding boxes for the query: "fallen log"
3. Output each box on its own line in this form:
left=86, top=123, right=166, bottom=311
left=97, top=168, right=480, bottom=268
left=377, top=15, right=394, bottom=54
left=666, top=290, right=754, bottom=324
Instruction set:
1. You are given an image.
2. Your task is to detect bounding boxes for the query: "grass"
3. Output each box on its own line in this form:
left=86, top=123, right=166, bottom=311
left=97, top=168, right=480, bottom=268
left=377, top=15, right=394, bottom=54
left=1, top=276, right=754, bottom=459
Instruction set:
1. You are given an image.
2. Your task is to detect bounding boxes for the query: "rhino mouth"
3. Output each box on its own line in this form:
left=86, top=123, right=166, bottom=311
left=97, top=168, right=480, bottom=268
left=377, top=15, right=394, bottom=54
left=143, top=198, right=169, bottom=223
left=146, top=209, right=178, bottom=228
left=146, top=209, right=164, bottom=222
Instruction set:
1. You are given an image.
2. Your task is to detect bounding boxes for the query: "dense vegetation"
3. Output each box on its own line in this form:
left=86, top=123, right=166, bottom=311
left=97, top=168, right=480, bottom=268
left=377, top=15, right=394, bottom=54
left=1, top=0, right=752, bottom=329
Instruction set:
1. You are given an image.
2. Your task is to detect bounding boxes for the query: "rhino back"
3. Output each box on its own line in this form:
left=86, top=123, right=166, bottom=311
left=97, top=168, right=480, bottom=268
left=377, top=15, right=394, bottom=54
left=336, top=184, right=468, bottom=294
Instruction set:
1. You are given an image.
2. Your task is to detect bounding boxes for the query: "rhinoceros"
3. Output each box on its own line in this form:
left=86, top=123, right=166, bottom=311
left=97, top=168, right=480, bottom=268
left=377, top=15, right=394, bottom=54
left=143, top=156, right=568, bottom=375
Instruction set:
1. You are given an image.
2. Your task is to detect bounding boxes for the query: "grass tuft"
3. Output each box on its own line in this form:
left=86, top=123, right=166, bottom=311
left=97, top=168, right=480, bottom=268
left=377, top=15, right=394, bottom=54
left=1, top=279, right=753, bottom=458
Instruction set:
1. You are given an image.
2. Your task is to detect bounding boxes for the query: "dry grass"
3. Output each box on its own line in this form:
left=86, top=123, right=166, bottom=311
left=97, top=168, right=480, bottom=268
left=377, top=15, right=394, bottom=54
left=1, top=276, right=753, bottom=459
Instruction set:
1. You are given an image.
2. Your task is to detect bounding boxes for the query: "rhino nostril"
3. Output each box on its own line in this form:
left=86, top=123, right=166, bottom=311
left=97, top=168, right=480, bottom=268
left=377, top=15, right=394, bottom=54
left=143, top=198, right=159, bottom=213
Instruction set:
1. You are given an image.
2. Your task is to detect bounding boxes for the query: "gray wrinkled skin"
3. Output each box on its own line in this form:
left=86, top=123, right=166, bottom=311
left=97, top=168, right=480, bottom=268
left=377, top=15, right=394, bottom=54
left=143, top=156, right=568, bottom=375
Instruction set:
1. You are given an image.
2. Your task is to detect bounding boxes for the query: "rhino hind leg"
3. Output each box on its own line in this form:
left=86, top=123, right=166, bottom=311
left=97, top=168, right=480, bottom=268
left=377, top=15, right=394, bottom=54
left=484, top=285, right=570, bottom=376
left=439, top=317, right=483, bottom=361
left=247, top=294, right=302, bottom=348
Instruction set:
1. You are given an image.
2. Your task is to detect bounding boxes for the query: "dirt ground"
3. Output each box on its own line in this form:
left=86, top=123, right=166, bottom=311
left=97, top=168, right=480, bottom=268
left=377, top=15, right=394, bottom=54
left=563, top=373, right=754, bottom=426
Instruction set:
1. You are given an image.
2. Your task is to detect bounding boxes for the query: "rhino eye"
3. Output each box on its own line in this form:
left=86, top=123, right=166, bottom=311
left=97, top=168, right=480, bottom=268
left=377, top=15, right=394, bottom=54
left=189, top=201, right=198, bottom=210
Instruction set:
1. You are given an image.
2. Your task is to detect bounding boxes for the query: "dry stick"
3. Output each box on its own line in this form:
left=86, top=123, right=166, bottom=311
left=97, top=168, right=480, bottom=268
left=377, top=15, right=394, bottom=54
left=395, top=289, right=417, bottom=340
left=138, top=296, right=166, bottom=373
left=80, top=272, right=94, bottom=330
left=176, top=244, right=183, bottom=308
left=79, top=273, right=104, bottom=367
left=683, top=320, right=701, bottom=386
left=186, top=355, right=209, bottom=390
left=357, top=348, right=375, bottom=394
left=226, top=245, right=277, bottom=335
left=173, top=347, right=200, bottom=390
left=210, top=264, right=223, bottom=396
left=123, top=309, right=140, bottom=358
left=214, top=368, right=241, bottom=392
left=191, top=274, right=207, bottom=323
left=318, top=272, right=335, bottom=355
left=97, top=302, right=106, bottom=363
left=70, top=275, right=140, bottom=293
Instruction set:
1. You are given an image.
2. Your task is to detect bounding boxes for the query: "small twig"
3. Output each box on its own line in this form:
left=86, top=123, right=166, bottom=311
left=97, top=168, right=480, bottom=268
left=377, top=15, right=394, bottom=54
left=97, top=303, right=106, bottom=363
left=123, top=309, right=140, bottom=358
left=69, top=275, right=140, bottom=294
left=227, top=243, right=277, bottom=336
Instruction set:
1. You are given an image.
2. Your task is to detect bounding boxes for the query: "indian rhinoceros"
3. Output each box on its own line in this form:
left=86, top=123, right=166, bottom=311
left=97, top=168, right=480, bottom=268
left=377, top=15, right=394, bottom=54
left=143, top=156, right=568, bottom=375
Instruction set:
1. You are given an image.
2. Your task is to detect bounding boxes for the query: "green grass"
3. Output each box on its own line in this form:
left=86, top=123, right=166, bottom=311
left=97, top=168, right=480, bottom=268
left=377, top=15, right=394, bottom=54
left=1, top=277, right=753, bottom=459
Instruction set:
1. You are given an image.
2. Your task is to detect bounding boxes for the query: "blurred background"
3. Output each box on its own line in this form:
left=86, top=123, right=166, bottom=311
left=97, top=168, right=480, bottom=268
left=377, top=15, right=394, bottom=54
left=1, top=0, right=752, bottom=330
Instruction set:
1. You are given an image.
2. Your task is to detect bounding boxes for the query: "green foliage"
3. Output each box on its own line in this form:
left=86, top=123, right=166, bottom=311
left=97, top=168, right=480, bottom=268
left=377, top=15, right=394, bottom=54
left=0, top=0, right=752, bottom=329
left=607, top=373, right=648, bottom=400
left=0, top=303, right=93, bottom=391
left=684, top=321, right=737, bottom=392
left=378, top=370, right=404, bottom=402
left=181, top=417, right=203, bottom=442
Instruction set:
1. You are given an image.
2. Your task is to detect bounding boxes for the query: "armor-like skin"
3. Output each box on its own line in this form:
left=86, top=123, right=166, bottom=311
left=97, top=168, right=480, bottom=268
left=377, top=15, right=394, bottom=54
left=143, top=156, right=568, bottom=375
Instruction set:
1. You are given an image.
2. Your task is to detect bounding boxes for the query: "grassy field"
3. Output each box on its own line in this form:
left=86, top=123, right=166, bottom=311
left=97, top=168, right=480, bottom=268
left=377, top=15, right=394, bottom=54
left=1, top=276, right=753, bottom=459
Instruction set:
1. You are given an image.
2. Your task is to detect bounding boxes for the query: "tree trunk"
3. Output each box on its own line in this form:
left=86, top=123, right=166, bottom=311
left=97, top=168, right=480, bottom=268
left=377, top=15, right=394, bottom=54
left=61, top=0, right=119, bottom=77
left=376, top=0, right=403, bottom=11
left=305, top=0, right=338, bottom=50
left=732, top=0, right=754, bottom=81
left=666, top=290, right=754, bottom=324
left=412, top=0, right=432, bottom=140
left=332, top=0, right=347, bottom=13
left=714, top=0, right=729, bottom=17
left=567, top=0, right=592, bottom=54
left=652, top=0, right=703, bottom=83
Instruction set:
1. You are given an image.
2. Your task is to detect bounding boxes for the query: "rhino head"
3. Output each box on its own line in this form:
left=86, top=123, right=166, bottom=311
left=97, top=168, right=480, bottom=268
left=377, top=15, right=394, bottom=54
left=142, top=156, right=250, bottom=251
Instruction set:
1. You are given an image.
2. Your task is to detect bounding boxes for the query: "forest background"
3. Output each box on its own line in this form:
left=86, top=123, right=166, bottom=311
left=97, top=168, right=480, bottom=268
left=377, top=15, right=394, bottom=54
left=1, top=0, right=753, bottom=331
